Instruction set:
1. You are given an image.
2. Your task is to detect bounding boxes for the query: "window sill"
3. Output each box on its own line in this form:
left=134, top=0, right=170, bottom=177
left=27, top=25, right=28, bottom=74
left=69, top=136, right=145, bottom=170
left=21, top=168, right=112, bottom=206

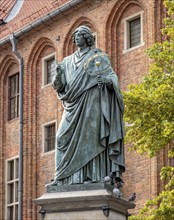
left=123, top=42, right=145, bottom=54
left=42, top=149, right=55, bottom=157
left=7, top=116, right=19, bottom=123
left=41, top=83, right=53, bottom=89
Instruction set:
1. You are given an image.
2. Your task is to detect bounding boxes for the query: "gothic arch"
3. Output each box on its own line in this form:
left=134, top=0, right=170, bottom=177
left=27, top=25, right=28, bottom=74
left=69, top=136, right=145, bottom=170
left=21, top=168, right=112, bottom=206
left=0, top=55, right=18, bottom=159
left=26, top=37, right=56, bottom=130
left=105, top=0, right=145, bottom=70
left=63, top=17, right=97, bottom=57
left=0, top=55, right=18, bottom=121
left=27, top=36, right=56, bottom=137
left=26, top=37, right=56, bottom=119
left=0, top=55, right=18, bottom=106
left=25, top=37, right=56, bottom=216
left=0, top=54, right=18, bottom=220
left=27, top=37, right=56, bottom=71
left=0, top=55, right=18, bottom=83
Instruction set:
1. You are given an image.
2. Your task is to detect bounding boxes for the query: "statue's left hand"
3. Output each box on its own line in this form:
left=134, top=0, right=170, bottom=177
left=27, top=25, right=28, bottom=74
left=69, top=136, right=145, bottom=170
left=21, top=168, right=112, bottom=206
left=96, top=75, right=113, bottom=88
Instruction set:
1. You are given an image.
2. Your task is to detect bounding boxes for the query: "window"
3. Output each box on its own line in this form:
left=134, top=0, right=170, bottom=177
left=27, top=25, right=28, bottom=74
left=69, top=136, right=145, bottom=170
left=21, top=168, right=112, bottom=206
left=123, top=11, right=144, bottom=52
left=46, top=58, right=55, bottom=84
left=129, top=17, right=141, bottom=48
left=6, top=157, right=19, bottom=220
left=43, top=121, right=56, bottom=153
left=9, top=73, right=19, bottom=120
left=42, top=53, right=56, bottom=87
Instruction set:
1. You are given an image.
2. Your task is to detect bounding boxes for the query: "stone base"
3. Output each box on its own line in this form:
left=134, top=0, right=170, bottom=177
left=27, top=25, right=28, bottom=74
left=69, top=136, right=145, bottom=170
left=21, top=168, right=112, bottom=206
left=33, top=183, right=135, bottom=220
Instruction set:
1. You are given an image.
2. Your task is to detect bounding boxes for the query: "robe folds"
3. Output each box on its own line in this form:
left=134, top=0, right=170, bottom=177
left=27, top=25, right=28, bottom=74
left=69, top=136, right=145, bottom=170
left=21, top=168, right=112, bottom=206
left=53, top=48, right=125, bottom=185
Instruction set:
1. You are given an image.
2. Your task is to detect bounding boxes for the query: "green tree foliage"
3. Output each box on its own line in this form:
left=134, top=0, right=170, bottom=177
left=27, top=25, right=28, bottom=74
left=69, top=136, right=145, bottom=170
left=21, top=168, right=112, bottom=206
left=123, top=1, right=174, bottom=219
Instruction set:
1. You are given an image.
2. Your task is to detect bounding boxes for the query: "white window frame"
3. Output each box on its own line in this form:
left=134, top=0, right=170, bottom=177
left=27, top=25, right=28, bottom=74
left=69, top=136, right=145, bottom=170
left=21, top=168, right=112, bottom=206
left=42, top=52, right=56, bottom=88
left=5, top=156, right=19, bottom=220
left=93, top=32, right=98, bottom=48
left=123, top=11, right=145, bottom=53
left=42, top=120, right=57, bottom=154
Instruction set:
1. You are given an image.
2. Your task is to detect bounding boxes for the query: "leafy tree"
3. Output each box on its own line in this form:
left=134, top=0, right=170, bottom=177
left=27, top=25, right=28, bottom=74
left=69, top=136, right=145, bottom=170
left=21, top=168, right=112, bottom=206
left=123, top=1, right=174, bottom=219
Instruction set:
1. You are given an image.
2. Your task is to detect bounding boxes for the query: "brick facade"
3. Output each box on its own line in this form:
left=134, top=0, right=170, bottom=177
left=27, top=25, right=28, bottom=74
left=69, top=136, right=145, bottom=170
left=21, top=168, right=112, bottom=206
left=0, top=0, right=166, bottom=219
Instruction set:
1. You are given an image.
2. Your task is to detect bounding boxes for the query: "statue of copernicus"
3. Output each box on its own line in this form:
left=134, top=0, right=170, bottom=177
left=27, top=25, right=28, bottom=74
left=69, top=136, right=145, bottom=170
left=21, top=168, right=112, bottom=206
left=47, top=25, right=125, bottom=186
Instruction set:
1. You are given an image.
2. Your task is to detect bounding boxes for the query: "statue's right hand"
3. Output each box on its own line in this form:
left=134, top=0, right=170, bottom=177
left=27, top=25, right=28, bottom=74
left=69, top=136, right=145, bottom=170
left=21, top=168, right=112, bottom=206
left=52, top=62, right=65, bottom=91
left=56, top=63, right=63, bottom=74
left=56, top=62, right=61, bottom=68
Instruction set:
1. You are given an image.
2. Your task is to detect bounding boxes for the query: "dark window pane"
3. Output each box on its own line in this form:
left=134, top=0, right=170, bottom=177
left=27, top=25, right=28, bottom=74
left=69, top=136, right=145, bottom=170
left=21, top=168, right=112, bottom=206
left=131, top=28, right=141, bottom=36
left=8, top=183, right=14, bottom=204
left=17, top=95, right=20, bottom=117
left=9, top=73, right=19, bottom=120
left=129, top=17, right=141, bottom=48
left=8, top=206, right=13, bottom=220
left=45, top=123, right=56, bottom=152
left=10, top=76, right=17, bottom=97
left=15, top=158, right=19, bottom=179
left=15, top=182, right=18, bottom=202
left=8, top=160, right=14, bottom=181
left=15, top=205, right=18, bottom=220
left=46, top=58, right=55, bottom=84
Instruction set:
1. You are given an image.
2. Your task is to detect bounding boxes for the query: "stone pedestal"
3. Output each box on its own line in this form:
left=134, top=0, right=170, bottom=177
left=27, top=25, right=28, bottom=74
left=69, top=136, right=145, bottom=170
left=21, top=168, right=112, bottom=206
left=34, top=183, right=135, bottom=220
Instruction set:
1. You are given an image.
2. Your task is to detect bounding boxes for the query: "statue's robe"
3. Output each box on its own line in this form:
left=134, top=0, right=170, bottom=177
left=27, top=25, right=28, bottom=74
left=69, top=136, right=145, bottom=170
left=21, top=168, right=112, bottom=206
left=53, top=48, right=125, bottom=185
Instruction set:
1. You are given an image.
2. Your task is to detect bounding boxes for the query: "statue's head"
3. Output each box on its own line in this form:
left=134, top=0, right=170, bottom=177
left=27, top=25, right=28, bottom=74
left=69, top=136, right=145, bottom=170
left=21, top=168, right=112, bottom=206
left=72, top=25, right=95, bottom=47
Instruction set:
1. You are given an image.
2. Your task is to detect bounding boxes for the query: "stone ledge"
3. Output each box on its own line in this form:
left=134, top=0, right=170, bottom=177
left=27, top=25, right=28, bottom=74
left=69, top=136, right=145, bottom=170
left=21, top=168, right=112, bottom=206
left=46, top=182, right=109, bottom=193
left=33, top=187, right=135, bottom=218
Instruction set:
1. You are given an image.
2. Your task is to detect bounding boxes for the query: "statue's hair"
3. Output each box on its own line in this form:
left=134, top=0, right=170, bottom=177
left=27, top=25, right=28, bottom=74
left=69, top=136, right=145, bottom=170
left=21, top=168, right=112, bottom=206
left=72, top=25, right=95, bottom=47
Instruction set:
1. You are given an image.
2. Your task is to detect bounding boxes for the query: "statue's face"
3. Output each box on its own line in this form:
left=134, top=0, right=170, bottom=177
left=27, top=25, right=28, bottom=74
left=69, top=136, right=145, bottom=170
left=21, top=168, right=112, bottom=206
left=74, top=31, right=87, bottom=48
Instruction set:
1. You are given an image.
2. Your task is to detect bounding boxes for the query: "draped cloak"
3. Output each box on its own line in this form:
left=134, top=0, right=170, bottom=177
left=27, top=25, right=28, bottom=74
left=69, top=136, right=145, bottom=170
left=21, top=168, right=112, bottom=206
left=53, top=48, right=125, bottom=185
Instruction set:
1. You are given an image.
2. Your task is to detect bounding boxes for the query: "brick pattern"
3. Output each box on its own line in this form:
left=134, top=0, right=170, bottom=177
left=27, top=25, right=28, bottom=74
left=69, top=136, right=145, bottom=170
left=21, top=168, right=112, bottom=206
left=0, top=0, right=166, bottom=219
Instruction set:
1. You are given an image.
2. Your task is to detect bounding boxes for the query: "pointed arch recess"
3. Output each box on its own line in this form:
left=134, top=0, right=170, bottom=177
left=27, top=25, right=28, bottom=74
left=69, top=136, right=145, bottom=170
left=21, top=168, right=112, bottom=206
left=27, top=37, right=56, bottom=71
left=105, top=0, right=144, bottom=70
left=24, top=37, right=56, bottom=220
left=63, top=17, right=97, bottom=57
left=0, top=55, right=18, bottom=123
left=0, top=55, right=18, bottom=83
left=0, top=55, right=18, bottom=112
left=26, top=37, right=56, bottom=112
left=26, top=36, right=56, bottom=137
left=0, top=55, right=18, bottom=176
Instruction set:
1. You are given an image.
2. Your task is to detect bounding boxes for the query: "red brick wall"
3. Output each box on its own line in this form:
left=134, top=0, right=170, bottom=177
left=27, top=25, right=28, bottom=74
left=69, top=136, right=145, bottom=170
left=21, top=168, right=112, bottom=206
left=0, top=0, right=165, bottom=219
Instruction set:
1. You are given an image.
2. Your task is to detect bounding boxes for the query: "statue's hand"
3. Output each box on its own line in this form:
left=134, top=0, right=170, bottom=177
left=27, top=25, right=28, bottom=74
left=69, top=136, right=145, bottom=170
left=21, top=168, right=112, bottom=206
left=52, top=63, right=65, bottom=91
left=55, top=63, right=63, bottom=77
left=96, top=75, right=113, bottom=88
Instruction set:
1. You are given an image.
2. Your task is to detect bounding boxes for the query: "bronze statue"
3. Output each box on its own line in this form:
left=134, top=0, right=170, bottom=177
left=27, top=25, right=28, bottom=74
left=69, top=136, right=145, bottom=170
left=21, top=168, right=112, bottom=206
left=47, top=26, right=125, bottom=187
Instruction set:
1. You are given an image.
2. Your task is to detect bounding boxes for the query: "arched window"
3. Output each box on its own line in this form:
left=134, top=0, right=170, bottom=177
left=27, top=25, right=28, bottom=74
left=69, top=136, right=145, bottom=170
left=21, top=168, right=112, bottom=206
left=8, top=72, right=19, bottom=119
